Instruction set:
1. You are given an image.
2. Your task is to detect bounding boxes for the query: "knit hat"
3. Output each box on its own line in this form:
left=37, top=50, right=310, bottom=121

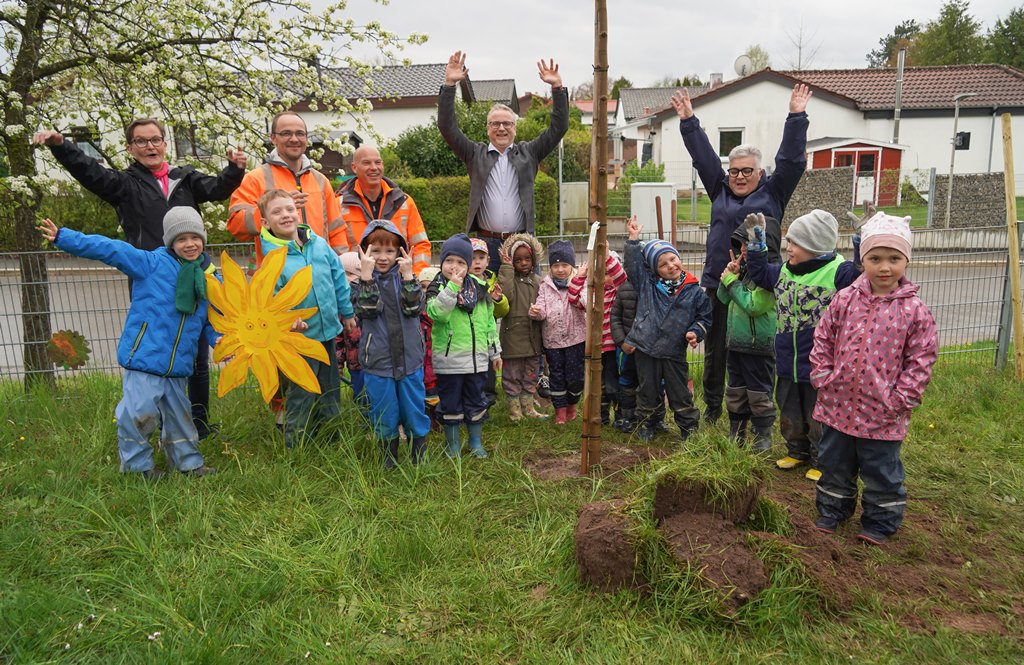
left=440, top=233, right=474, bottom=267
left=860, top=212, right=913, bottom=260
left=162, top=206, right=206, bottom=248
left=470, top=238, right=489, bottom=255
left=339, top=251, right=360, bottom=277
left=642, top=239, right=679, bottom=272
left=419, top=266, right=440, bottom=283
left=548, top=239, right=576, bottom=267
left=785, top=209, right=838, bottom=256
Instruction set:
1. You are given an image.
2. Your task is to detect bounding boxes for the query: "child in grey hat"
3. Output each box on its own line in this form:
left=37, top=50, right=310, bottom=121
left=744, top=209, right=862, bottom=480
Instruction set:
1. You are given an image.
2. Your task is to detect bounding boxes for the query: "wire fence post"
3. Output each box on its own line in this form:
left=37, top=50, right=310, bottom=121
left=926, top=167, right=937, bottom=228
left=995, top=224, right=1021, bottom=369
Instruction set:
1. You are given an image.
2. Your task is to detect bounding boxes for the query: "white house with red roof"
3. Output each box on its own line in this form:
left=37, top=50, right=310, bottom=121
left=637, top=65, right=1024, bottom=205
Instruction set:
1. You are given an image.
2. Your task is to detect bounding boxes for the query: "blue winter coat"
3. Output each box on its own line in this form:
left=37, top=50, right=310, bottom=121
left=622, top=240, right=712, bottom=359
left=351, top=220, right=425, bottom=380
left=54, top=228, right=216, bottom=378
left=259, top=226, right=354, bottom=343
left=680, top=112, right=808, bottom=290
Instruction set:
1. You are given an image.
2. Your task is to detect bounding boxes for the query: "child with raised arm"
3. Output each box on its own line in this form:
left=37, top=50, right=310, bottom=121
left=717, top=220, right=778, bottom=452
left=569, top=247, right=627, bottom=425
left=744, top=210, right=861, bottom=480
left=352, top=221, right=430, bottom=467
left=497, top=233, right=547, bottom=421
left=529, top=239, right=586, bottom=425
left=622, top=218, right=712, bottom=443
left=810, top=213, right=937, bottom=545
left=38, top=209, right=218, bottom=479
left=426, top=234, right=502, bottom=458
left=258, top=188, right=356, bottom=448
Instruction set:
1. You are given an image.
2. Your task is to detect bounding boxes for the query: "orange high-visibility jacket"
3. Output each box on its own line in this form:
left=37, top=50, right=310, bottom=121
left=338, top=176, right=432, bottom=276
left=226, top=151, right=353, bottom=263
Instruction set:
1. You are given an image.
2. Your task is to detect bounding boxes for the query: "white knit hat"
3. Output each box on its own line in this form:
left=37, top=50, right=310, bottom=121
left=162, top=206, right=206, bottom=248
left=785, top=209, right=838, bottom=256
left=861, top=212, right=913, bottom=260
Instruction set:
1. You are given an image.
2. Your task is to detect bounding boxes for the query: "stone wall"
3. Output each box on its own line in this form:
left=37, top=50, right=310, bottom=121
left=931, top=173, right=1007, bottom=228
left=781, top=166, right=854, bottom=227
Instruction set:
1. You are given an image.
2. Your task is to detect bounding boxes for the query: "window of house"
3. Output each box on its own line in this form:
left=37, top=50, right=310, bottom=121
left=719, top=129, right=743, bottom=158
left=69, top=126, right=103, bottom=161
left=834, top=154, right=854, bottom=168
left=173, top=125, right=214, bottom=159
left=858, top=152, right=876, bottom=176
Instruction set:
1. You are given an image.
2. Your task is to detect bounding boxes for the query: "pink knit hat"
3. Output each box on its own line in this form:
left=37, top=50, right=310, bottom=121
left=860, top=212, right=913, bottom=260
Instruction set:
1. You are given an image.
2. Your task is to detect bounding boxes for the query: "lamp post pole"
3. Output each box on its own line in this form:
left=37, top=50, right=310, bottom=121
left=945, top=92, right=978, bottom=228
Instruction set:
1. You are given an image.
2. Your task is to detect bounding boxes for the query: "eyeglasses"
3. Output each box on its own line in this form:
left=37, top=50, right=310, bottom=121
left=488, top=121, right=515, bottom=129
left=130, top=137, right=165, bottom=148
left=273, top=130, right=308, bottom=139
left=727, top=167, right=756, bottom=178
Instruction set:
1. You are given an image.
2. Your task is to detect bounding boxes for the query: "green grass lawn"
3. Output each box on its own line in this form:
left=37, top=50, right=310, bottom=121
left=2, top=358, right=1023, bottom=663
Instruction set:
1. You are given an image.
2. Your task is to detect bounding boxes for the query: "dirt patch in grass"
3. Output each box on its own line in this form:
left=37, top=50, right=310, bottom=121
left=653, top=477, right=761, bottom=524
left=759, top=468, right=1024, bottom=635
left=524, top=444, right=672, bottom=481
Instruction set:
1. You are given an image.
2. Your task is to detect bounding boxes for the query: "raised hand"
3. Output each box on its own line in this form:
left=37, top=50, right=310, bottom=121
left=498, top=248, right=512, bottom=265
left=445, top=51, right=468, bottom=86
left=227, top=147, right=248, bottom=169
left=789, top=83, right=812, bottom=114
left=32, top=130, right=64, bottom=146
left=742, top=213, right=766, bottom=244
left=575, top=263, right=588, bottom=279
left=289, top=189, right=309, bottom=207
left=723, top=249, right=741, bottom=276
left=671, top=89, right=694, bottom=120
left=358, top=244, right=376, bottom=281
left=626, top=215, right=643, bottom=240
left=686, top=332, right=698, bottom=348
left=537, top=58, right=562, bottom=88
left=37, top=218, right=59, bottom=242
left=490, top=282, right=503, bottom=302
left=448, top=263, right=466, bottom=287
left=845, top=202, right=877, bottom=233
left=397, top=246, right=414, bottom=280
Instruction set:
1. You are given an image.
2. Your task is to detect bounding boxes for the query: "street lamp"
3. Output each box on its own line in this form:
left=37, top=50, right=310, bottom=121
left=945, top=92, right=979, bottom=228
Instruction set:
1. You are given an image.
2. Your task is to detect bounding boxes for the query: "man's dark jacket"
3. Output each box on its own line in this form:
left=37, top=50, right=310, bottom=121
left=437, top=84, right=568, bottom=234
left=48, top=141, right=244, bottom=251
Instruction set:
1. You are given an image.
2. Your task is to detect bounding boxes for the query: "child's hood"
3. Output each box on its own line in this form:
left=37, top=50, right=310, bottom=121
left=260, top=225, right=312, bottom=252
left=500, top=232, right=543, bottom=264
left=359, top=219, right=407, bottom=252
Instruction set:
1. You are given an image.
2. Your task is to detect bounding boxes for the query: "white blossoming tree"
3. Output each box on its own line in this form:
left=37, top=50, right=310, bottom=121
left=1, top=0, right=424, bottom=385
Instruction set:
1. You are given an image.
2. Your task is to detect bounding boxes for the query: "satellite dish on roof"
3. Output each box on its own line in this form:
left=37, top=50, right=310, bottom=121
left=735, top=54, right=753, bottom=77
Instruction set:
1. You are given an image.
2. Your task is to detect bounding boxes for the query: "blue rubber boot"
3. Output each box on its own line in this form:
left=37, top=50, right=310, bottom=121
left=444, top=424, right=462, bottom=459
left=467, top=422, right=488, bottom=458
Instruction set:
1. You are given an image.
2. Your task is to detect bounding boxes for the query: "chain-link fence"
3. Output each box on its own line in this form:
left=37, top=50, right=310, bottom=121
left=1, top=226, right=1021, bottom=384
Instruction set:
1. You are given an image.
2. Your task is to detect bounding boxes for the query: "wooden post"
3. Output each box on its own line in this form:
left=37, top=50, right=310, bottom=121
left=671, top=198, right=677, bottom=247
left=581, top=0, right=609, bottom=474
left=1001, top=114, right=1024, bottom=380
left=655, top=195, right=664, bottom=240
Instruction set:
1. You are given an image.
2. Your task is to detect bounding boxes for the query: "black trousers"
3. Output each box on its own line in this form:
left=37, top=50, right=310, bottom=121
left=701, top=288, right=729, bottom=417
left=776, top=377, right=822, bottom=464
left=635, top=350, right=699, bottom=435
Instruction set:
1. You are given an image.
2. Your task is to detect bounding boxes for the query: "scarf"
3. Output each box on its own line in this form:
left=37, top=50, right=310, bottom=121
left=657, top=276, right=684, bottom=297
left=552, top=277, right=569, bottom=290
left=151, top=162, right=170, bottom=197
left=174, top=257, right=207, bottom=314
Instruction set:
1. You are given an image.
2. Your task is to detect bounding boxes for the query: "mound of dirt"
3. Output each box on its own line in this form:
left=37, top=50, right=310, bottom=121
left=660, top=512, right=768, bottom=608
left=575, top=500, right=644, bottom=591
left=653, top=477, right=761, bottom=524
left=524, top=444, right=671, bottom=481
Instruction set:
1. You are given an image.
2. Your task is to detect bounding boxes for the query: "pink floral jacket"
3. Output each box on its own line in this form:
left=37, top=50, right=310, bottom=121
left=810, top=274, right=938, bottom=441
left=530, top=274, right=587, bottom=349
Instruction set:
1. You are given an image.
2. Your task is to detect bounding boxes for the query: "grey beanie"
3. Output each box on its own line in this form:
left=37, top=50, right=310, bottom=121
left=785, top=209, right=838, bottom=256
left=162, top=206, right=207, bottom=248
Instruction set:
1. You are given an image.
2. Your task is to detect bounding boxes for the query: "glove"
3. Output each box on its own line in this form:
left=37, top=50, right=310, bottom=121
left=845, top=202, right=877, bottom=235
left=743, top=213, right=767, bottom=251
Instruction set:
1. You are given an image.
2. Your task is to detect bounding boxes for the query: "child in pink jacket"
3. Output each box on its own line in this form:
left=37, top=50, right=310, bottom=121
left=809, top=213, right=937, bottom=546
left=529, top=239, right=587, bottom=424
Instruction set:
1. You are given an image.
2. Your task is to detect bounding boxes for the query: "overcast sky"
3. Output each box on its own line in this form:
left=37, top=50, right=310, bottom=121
left=336, top=0, right=1019, bottom=94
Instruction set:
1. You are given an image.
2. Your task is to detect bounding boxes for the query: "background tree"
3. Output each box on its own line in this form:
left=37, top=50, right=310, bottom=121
left=913, top=0, right=986, bottom=65
left=866, top=19, right=921, bottom=67
left=0, top=0, right=421, bottom=384
left=393, top=100, right=490, bottom=178
left=680, top=74, right=704, bottom=86
left=986, top=6, right=1024, bottom=69
left=650, top=76, right=683, bottom=88
left=744, top=44, right=772, bottom=72
left=610, top=76, right=633, bottom=100
left=783, top=22, right=822, bottom=70
left=516, top=98, right=591, bottom=182
left=571, top=81, right=594, bottom=100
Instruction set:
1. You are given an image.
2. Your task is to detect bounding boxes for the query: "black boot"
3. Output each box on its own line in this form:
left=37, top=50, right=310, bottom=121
left=600, top=400, right=611, bottom=426
left=728, top=416, right=750, bottom=446
left=381, top=438, right=400, bottom=468
left=411, top=436, right=427, bottom=465
left=615, top=407, right=635, bottom=432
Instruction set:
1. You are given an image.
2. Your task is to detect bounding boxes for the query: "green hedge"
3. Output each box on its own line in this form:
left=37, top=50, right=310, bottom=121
left=0, top=172, right=559, bottom=251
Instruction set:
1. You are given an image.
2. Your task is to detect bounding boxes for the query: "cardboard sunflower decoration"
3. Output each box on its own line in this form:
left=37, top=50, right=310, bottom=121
left=206, top=246, right=328, bottom=403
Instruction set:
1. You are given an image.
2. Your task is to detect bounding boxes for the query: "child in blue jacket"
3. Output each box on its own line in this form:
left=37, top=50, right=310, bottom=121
left=352, top=220, right=430, bottom=467
left=258, top=189, right=356, bottom=448
left=622, top=218, right=712, bottom=443
left=38, top=209, right=218, bottom=479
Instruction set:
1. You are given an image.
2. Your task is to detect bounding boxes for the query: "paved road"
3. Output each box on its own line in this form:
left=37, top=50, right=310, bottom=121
left=0, top=255, right=1017, bottom=378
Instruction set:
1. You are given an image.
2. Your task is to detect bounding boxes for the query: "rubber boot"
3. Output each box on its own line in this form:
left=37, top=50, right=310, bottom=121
left=381, top=438, right=400, bottom=468
left=615, top=408, right=635, bottom=433
left=411, top=436, right=427, bottom=465
left=600, top=400, right=611, bottom=426
left=728, top=416, right=750, bottom=446
left=566, top=404, right=578, bottom=421
left=444, top=424, right=462, bottom=459
left=520, top=394, right=549, bottom=419
left=751, top=420, right=774, bottom=453
left=467, top=421, right=487, bottom=458
left=554, top=407, right=568, bottom=425
left=508, top=397, right=523, bottom=422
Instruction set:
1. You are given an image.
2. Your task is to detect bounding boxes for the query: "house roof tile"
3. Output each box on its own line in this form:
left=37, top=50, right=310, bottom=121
left=619, top=86, right=707, bottom=120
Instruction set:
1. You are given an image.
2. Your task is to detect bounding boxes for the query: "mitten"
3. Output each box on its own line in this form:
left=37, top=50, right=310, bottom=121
left=744, top=213, right=767, bottom=251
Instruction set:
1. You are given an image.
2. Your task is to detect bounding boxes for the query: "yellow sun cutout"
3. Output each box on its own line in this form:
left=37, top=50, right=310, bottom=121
left=206, top=247, right=329, bottom=403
